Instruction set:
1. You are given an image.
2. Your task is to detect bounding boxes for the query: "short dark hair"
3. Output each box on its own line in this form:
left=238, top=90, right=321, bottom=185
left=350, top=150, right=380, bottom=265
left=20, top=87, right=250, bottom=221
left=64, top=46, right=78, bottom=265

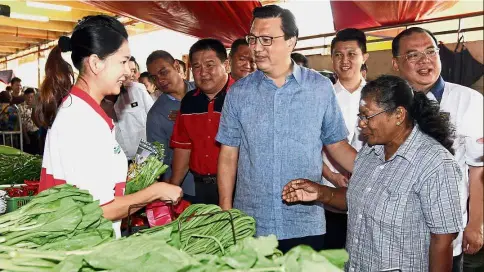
left=189, top=38, right=227, bottom=63
left=291, top=53, right=308, bottom=67
left=361, top=63, right=368, bottom=72
left=5, top=86, right=12, bottom=92
left=252, top=5, right=298, bottom=40
left=331, top=28, right=367, bottom=54
left=146, top=50, right=175, bottom=66
left=24, top=88, right=35, bottom=95
left=392, top=27, right=438, bottom=57
left=10, top=77, right=21, bottom=84
left=230, top=38, right=249, bottom=57
left=362, top=75, right=454, bottom=154
left=129, top=56, right=140, bottom=71
left=176, top=59, right=186, bottom=72
left=139, top=72, right=154, bottom=83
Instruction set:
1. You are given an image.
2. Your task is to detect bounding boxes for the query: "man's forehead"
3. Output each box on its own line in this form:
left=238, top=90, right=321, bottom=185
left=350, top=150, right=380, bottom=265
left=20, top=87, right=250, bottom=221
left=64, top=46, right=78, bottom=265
left=250, top=18, right=282, bottom=34
left=399, top=32, right=436, bottom=51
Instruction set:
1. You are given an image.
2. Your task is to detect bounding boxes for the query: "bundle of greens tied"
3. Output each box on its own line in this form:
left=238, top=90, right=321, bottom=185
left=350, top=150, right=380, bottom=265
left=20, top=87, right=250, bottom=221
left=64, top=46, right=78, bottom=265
left=0, top=184, right=114, bottom=251
left=140, top=204, right=257, bottom=256
left=0, top=145, right=42, bottom=185
left=125, top=142, right=169, bottom=195
left=0, top=231, right=348, bottom=272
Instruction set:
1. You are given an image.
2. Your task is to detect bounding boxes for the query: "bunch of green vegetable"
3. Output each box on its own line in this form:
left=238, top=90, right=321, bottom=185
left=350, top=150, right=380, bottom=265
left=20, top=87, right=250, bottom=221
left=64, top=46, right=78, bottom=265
left=0, top=184, right=113, bottom=251
left=0, top=233, right=347, bottom=272
left=141, top=204, right=256, bottom=256
left=125, top=142, right=169, bottom=195
left=0, top=145, right=42, bottom=185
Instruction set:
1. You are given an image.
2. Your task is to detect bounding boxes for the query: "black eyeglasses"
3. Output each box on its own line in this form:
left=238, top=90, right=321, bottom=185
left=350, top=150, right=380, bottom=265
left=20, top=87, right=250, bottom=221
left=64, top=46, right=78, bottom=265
left=357, top=108, right=395, bottom=125
left=246, top=34, right=285, bottom=46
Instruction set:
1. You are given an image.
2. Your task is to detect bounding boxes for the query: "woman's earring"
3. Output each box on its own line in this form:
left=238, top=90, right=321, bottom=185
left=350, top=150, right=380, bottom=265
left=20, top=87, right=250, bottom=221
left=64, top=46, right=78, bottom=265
left=396, top=122, right=401, bottom=126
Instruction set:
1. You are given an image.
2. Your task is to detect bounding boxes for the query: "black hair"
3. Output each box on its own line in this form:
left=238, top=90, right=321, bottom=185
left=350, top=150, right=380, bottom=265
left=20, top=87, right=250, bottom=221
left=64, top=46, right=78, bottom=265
left=129, top=56, right=140, bottom=71
left=24, top=88, right=35, bottom=95
left=361, top=75, right=455, bottom=154
left=5, top=86, right=12, bottom=91
left=331, top=28, right=367, bottom=54
left=139, top=72, right=154, bottom=83
left=146, top=50, right=175, bottom=66
left=392, top=27, right=438, bottom=57
left=36, top=15, right=128, bottom=127
left=176, top=59, right=186, bottom=72
left=361, top=63, right=368, bottom=72
left=291, top=52, right=308, bottom=67
left=230, top=38, right=249, bottom=57
left=10, top=77, right=21, bottom=84
left=189, top=38, right=227, bottom=63
left=252, top=5, right=298, bottom=40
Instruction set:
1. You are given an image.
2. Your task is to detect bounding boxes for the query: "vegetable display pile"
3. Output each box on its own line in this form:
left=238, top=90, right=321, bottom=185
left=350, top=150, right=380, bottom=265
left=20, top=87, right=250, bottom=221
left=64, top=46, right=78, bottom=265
left=0, top=184, right=113, bottom=251
left=0, top=146, right=42, bottom=185
left=125, top=142, right=168, bottom=195
left=0, top=232, right=347, bottom=272
left=141, top=204, right=256, bottom=255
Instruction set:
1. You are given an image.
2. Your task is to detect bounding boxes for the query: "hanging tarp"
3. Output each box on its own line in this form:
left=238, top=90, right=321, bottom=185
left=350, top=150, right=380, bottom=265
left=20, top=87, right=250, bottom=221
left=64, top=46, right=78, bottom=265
left=83, top=1, right=261, bottom=46
left=330, top=0, right=458, bottom=30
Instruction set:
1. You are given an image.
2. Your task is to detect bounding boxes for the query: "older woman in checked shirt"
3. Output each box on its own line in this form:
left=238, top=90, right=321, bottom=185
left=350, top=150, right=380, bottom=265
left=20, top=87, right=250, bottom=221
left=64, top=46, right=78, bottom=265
left=283, top=75, right=464, bottom=272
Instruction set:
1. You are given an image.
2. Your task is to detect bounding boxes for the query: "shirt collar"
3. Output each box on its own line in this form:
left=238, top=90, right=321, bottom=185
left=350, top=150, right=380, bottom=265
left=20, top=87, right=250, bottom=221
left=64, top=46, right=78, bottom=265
left=165, top=80, right=194, bottom=101
left=69, top=86, right=114, bottom=131
left=256, top=61, right=303, bottom=86
left=194, top=74, right=235, bottom=99
left=334, top=78, right=366, bottom=94
left=363, top=125, right=421, bottom=164
left=428, top=76, right=445, bottom=103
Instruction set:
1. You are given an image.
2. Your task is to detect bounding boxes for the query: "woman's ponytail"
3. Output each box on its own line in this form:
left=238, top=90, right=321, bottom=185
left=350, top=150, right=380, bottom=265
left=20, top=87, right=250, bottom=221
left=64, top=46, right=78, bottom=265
left=410, top=91, right=455, bottom=154
left=33, top=40, right=74, bottom=128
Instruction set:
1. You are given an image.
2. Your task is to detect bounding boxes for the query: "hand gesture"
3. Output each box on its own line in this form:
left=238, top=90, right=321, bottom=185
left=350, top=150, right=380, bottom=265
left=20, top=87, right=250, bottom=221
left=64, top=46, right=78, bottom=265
left=282, top=179, right=320, bottom=203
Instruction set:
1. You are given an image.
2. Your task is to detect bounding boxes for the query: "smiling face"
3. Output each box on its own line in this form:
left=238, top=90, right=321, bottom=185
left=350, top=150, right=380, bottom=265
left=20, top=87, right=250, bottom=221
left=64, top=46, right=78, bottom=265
left=392, top=32, right=441, bottom=92
left=357, top=95, right=400, bottom=146
left=230, top=44, right=256, bottom=80
left=191, top=49, right=228, bottom=95
left=332, top=40, right=368, bottom=83
left=97, top=39, right=131, bottom=96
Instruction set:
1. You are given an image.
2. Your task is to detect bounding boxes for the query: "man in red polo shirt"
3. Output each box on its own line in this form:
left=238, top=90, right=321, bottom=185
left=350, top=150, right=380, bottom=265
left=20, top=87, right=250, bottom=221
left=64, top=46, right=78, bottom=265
left=169, top=39, right=235, bottom=204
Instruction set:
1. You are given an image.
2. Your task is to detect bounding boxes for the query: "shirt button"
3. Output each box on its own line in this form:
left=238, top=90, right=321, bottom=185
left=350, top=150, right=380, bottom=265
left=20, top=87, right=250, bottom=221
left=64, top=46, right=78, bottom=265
left=354, top=238, right=359, bottom=244
left=205, top=155, right=209, bottom=158
left=208, top=119, right=212, bottom=122
left=366, top=187, right=371, bottom=192
left=358, top=214, right=363, bottom=219
left=207, top=136, right=211, bottom=139
left=350, top=268, right=355, bottom=272
left=379, top=165, right=384, bottom=169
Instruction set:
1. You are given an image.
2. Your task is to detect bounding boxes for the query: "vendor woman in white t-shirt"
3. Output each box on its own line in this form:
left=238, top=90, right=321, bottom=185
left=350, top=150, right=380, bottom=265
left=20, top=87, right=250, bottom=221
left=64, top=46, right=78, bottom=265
left=35, top=15, right=182, bottom=237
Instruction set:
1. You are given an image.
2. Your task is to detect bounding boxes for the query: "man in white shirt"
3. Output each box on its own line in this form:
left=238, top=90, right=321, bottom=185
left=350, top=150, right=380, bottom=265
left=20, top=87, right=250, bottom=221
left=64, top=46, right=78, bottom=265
left=114, top=57, right=154, bottom=161
left=392, top=27, right=483, bottom=272
left=322, top=28, right=369, bottom=249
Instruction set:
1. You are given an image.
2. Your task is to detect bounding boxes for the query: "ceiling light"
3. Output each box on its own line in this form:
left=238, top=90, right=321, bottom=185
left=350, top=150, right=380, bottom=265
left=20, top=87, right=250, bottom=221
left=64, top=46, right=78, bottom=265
left=26, top=1, right=72, bottom=12
left=10, top=12, right=49, bottom=22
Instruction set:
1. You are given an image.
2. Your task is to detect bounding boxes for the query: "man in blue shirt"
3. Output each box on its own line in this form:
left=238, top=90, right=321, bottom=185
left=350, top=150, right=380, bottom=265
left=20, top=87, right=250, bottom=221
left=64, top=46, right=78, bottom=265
left=146, top=50, right=196, bottom=201
left=216, top=5, right=357, bottom=253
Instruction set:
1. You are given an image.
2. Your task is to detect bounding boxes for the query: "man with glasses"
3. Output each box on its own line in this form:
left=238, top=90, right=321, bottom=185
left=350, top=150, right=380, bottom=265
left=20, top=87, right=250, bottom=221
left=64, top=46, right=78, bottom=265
left=146, top=50, right=196, bottom=202
left=216, top=5, right=356, bottom=253
left=322, top=28, right=369, bottom=250
left=392, top=27, right=483, bottom=272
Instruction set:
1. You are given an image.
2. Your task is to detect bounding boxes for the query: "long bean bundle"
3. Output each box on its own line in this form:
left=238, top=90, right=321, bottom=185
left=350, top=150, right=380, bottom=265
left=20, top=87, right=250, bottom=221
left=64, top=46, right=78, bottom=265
left=141, top=204, right=256, bottom=256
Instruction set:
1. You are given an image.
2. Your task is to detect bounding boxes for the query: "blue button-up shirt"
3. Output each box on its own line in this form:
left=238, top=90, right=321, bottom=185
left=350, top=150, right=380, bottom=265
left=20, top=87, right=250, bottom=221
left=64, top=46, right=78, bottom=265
left=216, top=64, right=348, bottom=239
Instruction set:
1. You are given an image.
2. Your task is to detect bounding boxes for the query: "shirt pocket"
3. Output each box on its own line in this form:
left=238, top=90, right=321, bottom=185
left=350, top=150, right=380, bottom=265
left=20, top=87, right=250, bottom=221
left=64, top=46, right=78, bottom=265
left=369, top=188, right=410, bottom=230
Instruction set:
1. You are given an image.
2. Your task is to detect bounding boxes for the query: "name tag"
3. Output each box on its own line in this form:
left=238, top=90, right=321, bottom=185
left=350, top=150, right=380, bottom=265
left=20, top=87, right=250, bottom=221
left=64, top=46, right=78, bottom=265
left=131, top=102, right=138, bottom=108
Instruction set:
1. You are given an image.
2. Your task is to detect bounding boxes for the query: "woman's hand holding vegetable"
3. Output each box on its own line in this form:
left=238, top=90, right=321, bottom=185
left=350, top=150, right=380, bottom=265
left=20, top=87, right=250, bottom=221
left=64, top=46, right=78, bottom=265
left=149, top=182, right=183, bottom=204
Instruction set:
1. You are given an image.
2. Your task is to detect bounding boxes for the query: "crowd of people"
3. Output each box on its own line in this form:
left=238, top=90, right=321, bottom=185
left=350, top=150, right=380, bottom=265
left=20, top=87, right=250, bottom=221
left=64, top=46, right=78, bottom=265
left=0, top=4, right=482, bottom=272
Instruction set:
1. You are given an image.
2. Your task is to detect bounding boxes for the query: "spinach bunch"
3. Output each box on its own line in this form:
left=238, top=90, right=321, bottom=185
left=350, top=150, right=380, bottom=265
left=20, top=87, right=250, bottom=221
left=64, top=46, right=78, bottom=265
left=0, top=145, right=42, bottom=185
left=0, top=184, right=114, bottom=250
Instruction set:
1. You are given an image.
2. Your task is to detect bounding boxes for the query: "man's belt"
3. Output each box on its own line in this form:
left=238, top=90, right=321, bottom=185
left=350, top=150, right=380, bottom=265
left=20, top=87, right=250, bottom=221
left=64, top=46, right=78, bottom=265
left=191, top=171, right=217, bottom=184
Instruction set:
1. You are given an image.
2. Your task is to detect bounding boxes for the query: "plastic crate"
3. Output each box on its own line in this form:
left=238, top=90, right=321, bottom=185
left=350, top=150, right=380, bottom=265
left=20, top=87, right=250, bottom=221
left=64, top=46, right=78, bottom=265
left=6, top=196, right=33, bottom=213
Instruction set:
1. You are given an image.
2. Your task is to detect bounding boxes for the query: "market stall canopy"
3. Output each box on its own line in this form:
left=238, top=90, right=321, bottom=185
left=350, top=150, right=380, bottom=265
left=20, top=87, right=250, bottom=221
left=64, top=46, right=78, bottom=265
left=0, top=0, right=159, bottom=61
left=82, top=1, right=261, bottom=47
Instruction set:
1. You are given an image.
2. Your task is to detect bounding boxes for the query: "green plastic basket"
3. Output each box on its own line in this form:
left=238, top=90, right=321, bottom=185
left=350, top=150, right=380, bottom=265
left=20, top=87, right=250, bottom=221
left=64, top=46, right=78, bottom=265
left=6, top=196, right=33, bottom=213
